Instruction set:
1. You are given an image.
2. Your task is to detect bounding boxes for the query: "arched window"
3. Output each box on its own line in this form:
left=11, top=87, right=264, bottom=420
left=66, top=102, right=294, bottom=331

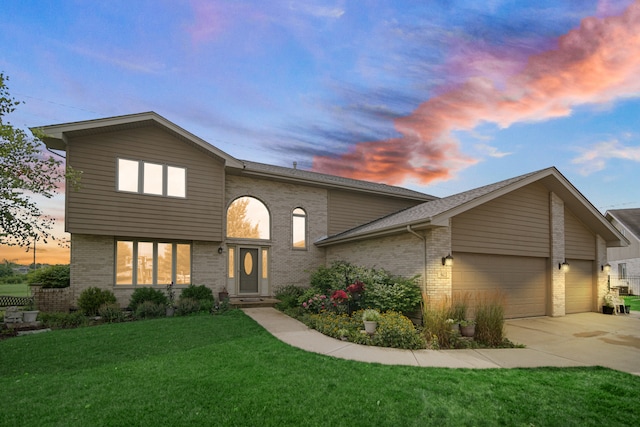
left=226, top=196, right=270, bottom=239
left=292, top=207, right=306, bottom=249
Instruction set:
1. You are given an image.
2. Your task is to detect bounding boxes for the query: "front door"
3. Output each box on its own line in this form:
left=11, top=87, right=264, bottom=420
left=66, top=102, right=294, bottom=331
left=239, top=248, right=259, bottom=294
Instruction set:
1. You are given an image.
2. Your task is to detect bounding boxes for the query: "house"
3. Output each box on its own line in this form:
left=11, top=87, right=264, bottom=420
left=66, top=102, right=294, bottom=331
left=606, top=209, right=640, bottom=295
left=37, top=112, right=627, bottom=318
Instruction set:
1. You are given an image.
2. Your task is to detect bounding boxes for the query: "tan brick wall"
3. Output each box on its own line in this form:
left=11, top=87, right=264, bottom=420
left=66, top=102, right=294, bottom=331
left=425, top=225, right=453, bottom=306
left=596, top=234, right=609, bottom=311
left=225, top=175, right=328, bottom=293
left=550, top=192, right=566, bottom=316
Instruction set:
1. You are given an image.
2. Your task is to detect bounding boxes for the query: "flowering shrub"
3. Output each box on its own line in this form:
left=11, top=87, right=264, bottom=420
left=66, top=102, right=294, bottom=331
left=371, top=311, right=425, bottom=349
left=302, top=293, right=329, bottom=313
left=331, top=290, right=348, bottom=303
left=347, top=280, right=365, bottom=295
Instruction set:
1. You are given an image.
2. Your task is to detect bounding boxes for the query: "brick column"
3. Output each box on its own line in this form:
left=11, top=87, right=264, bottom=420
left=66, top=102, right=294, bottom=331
left=595, top=234, right=608, bottom=312
left=550, top=192, right=566, bottom=316
left=424, top=221, right=452, bottom=307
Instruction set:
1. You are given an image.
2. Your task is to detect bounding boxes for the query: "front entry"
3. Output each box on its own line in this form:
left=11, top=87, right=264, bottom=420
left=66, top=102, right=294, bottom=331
left=239, top=248, right=259, bottom=294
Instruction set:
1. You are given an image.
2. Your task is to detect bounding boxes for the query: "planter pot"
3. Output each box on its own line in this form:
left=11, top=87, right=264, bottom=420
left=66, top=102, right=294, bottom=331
left=363, top=320, right=377, bottom=335
left=166, top=306, right=175, bottom=317
left=22, top=310, right=39, bottom=323
left=624, top=305, right=631, bottom=314
left=460, top=324, right=475, bottom=337
left=602, top=305, right=615, bottom=315
left=450, top=323, right=460, bottom=335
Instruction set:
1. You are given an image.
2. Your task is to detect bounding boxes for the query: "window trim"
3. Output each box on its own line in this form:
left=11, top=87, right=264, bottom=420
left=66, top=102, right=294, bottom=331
left=117, top=158, right=187, bottom=199
left=292, top=207, right=307, bottom=250
left=115, top=239, right=192, bottom=286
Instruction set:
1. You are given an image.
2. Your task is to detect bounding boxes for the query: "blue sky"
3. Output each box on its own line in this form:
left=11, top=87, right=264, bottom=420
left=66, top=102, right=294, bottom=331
left=2, top=0, right=640, bottom=263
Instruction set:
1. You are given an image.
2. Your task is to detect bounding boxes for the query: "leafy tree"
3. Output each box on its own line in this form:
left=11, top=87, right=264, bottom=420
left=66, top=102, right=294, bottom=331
left=226, top=197, right=260, bottom=238
left=0, top=73, right=80, bottom=247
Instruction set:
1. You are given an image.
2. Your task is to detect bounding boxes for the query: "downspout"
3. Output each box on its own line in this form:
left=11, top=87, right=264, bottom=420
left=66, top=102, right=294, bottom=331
left=406, top=225, right=427, bottom=298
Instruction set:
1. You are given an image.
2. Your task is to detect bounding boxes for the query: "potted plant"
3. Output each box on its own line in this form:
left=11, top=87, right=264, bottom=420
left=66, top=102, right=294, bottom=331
left=362, top=309, right=381, bottom=334
left=218, top=287, right=229, bottom=302
left=446, top=318, right=460, bottom=335
left=165, top=282, right=176, bottom=317
left=22, top=298, right=39, bottom=323
left=602, top=292, right=616, bottom=315
left=459, top=319, right=476, bottom=337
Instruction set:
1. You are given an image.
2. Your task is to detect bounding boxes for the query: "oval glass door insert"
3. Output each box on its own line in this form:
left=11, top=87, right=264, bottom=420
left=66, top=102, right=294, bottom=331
left=244, top=252, right=253, bottom=275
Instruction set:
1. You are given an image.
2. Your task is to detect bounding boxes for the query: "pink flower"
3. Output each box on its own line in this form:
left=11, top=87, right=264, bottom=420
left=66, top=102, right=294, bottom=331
left=331, top=290, right=348, bottom=303
left=347, top=280, right=365, bottom=294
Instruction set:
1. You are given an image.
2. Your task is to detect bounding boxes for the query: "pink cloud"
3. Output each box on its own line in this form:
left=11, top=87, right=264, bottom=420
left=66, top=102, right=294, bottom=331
left=187, top=0, right=227, bottom=44
left=313, top=1, right=640, bottom=185
left=572, top=139, right=640, bottom=175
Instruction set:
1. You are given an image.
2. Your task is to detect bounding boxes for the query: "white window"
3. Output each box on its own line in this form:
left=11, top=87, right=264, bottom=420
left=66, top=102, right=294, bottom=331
left=116, top=240, right=191, bottom=285
left=226, top=196, right=270, bottom=239
left=619, top=263, right=627, bottom=279
left=117, top=158, right=186, bottom=198
left=292, top=208, right=306, bottom=249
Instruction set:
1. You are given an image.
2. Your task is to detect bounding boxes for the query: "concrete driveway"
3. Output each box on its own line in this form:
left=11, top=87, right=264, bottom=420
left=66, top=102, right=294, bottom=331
left=504, top=312, right=640, bottom=375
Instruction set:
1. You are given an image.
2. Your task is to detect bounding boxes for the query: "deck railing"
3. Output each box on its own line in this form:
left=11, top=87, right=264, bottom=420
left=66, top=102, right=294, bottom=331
left=609, top=276, right=640, bottom=296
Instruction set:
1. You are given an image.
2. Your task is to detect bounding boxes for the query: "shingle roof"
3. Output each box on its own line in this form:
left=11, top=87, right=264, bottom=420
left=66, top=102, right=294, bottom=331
left=316, top=168, right=548, bottom=244
left=607, top=209, right=640, bottom=239
left=240, top=160, right=435, bottom=200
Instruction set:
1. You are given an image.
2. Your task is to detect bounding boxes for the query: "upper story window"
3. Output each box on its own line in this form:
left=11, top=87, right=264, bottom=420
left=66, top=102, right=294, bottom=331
left=292, top=207, right=306, bottom=249
left=226, top=196, right=270, bottom=239
left=117, top=158, right=186, bottom=198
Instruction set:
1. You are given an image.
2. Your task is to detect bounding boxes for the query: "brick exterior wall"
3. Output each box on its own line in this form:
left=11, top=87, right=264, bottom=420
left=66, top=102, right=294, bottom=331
left=425, top=224, right=453, bottom=306
left=595, top=234, right=609, bottom=310
left=31, top=286, right=72, bottom=313
left=550, top=192, right=566, bottom=316
left=225, top=175, right=328, bottom=293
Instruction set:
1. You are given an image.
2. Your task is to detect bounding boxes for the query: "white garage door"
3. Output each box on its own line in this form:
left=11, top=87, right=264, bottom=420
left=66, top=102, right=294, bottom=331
left=452, top=253, right=547, bottom=318
left=565, top=259, right=594, bottom=314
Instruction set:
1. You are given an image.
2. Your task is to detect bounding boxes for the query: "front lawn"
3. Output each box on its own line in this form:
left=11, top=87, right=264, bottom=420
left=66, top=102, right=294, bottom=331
left=0, top=282, right=29, bottom=296
left=1, top=311, right=638, bottom=426
left=623, top=296, right=640, bottom=312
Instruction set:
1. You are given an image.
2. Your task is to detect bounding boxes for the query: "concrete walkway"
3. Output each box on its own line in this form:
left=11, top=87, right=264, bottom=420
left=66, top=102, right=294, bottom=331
left=242, top=307, right=640, bottom=375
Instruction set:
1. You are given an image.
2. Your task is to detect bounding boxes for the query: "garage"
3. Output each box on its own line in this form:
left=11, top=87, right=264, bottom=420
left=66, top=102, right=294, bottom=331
left=452, top=252, right=547, bottom=318
left=565, top=259, right=594, bottom=313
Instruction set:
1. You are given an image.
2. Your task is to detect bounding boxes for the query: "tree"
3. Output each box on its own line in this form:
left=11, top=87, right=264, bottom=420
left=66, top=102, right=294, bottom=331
left=0, top=73, right=77, bottom=247
left=226, top=197, right=261, bottom=238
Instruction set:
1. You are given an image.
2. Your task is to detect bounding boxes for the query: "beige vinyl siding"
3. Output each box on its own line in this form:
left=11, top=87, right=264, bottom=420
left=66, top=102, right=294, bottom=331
left=451, top=183, right=550, bottom=257
left=565, top=208, right=595, bottom=260
left=565, top=259, right=594, bottom=313
left=66, top=124, right=225, bottom=241
left=327, top=190, right=421, bottom=236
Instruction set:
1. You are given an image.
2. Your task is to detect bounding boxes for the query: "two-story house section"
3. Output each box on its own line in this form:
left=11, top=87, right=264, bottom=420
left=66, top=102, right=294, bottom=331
left=606, top=209, right=640, bottom=295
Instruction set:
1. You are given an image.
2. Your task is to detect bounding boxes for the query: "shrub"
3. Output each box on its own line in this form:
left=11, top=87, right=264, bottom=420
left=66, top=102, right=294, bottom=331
left=274, top=284, right=306, bottom=310
left=300, top=292, right=331, bottom=313
left=98, top=303, right=125, bottom=323
left=474, top=291, right=506, bottom=347
left=39, top=312, right=89, bottom=329
left=422, top=296, right=457, bottom=349
left=365, top=277, right=422, bottom=313
left=176, top=297, right=200, bottom=316
left=135, top=301, right=166, bottom=319
left=372, top=311, right=425, bottom=350
left=77, top=287, right=117, bottom=316
left=180, top=284, right=214, bottom=302
left=129, top=287, right=168, bottom=311
left=27, top=265, right=70, bottom=288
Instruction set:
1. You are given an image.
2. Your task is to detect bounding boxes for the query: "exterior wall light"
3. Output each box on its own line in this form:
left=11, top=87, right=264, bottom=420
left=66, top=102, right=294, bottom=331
left=442, top=254, right=454, bottom=266
left=559, top=260, right=570, bottom=272
left=218, top=247, right=224, bottom=254
left=601, top=263, right=611, bottom=273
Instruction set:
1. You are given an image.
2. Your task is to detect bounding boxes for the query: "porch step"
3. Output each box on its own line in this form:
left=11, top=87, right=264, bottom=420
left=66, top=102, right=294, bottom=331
left=229, top=297, right=280, bottom=309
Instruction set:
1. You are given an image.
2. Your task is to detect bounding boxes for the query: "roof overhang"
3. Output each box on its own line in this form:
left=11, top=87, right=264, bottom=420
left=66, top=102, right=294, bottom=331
left=32, top=111, right=244, bottom=168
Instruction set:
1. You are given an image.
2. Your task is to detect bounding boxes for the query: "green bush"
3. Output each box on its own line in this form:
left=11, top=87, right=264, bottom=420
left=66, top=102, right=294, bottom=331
left=422, top=300, right=457, bottom=349
left=27, top=265, right=70, bottom=288
left=98, top=303, right=125, bottom=323
left=175, top=297, right=200, bottom=316
left=179, top=284, right=214, bottom=302
left=371, top=311, right=425, bottom=349
left=77, top=287, right=117, bottom=316
left=129, top=287, right=168, bottom=311
left=135, top=301, right=166, bottom=319
left=274, top=284, right=306, bottom=310
left=39, top=312, right=89, bottom=329
left=365, top=277, right=422, bottom=314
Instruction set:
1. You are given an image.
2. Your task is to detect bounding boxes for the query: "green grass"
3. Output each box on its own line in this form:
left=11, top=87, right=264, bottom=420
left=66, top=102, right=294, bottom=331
left=623, top=296, right=640, bottom=311
left=1, top=311, right=638, bottom=426
left=0, top=282, right=29, bottom=296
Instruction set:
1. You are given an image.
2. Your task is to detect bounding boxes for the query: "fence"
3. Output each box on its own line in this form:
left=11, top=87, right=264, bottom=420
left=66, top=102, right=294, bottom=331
left=610, top=276, right=640, bottom=297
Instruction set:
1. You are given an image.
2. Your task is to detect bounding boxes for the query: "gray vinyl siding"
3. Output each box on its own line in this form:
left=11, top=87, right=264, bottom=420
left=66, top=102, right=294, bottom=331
left=451, top=183, right=550, bottom=257
left=327, top=190, right=421, bottom=236
left=565, top=208, right=595, bottom=260
left=66, top=124, right=225, bottom=241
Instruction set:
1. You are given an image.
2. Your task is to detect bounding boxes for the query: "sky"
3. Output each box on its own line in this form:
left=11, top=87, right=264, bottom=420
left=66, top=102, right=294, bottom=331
left=2, top=0, right=640, bottom=265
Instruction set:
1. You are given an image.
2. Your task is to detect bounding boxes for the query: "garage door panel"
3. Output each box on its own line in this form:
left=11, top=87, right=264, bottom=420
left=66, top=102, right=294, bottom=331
left=565, top=259, right=593, bottom=313
left=453, top=253, right=547, bottom=318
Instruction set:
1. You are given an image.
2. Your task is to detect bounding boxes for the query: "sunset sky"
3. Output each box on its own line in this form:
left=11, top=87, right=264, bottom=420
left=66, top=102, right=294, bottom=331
left=2, top=0, right=640, bottom=265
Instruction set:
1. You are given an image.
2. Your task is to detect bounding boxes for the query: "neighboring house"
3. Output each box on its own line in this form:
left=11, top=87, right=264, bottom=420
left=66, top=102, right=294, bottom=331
left=606, top=209, right=640, bottom=295
left=37, top=112, right=626, bottom=318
